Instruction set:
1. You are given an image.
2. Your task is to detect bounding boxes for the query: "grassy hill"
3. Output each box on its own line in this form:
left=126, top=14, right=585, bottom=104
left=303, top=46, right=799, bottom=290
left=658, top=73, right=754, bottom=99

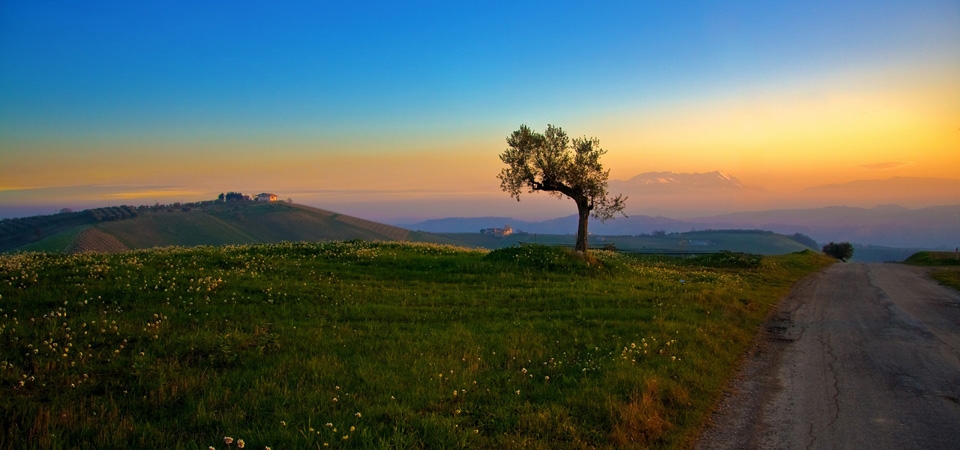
left=3, top=201, right=432, bottom=254
left=0, top=241, right=834, bottom=449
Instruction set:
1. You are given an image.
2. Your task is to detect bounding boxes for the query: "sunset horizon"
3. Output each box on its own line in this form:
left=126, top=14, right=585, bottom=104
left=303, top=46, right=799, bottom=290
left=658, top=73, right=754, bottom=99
left=3, top=1, right=959, bottom=221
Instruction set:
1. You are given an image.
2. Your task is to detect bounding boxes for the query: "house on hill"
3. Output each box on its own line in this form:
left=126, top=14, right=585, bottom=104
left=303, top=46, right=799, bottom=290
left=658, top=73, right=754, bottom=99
left=256, top=193, right=278, bottom=202
left=480, top=225, right=513, bottom=237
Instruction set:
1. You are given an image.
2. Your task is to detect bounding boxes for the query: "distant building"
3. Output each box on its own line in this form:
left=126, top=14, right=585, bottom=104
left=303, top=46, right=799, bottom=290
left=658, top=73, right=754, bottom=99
left=480, top=225, right=513, bottom=237
left=256, top=193, right=278, bottom=202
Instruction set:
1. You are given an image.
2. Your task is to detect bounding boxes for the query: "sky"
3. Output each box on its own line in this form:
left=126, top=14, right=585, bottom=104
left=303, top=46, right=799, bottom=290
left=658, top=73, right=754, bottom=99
left=2, top=1, right=959, bottom=221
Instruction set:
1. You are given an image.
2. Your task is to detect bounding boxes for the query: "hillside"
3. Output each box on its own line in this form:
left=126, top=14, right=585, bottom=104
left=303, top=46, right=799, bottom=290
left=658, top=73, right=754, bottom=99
left=3, top=201, right=427, bottom=254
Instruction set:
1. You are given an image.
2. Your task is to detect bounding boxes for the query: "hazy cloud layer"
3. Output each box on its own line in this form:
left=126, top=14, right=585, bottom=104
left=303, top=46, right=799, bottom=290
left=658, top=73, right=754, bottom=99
left=858, top=161, right=913, bottom=170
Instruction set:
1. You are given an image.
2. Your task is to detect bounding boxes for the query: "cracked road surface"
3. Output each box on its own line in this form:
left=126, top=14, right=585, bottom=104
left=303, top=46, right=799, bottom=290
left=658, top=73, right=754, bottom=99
left=696, top=263, right=960, bottom=450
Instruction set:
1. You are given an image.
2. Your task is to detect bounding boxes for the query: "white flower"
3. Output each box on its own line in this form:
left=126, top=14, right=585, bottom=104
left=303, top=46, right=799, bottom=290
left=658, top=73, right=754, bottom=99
left=224, top=437, right=234, bottom=445
left=237, top=439, right=245, bottom=449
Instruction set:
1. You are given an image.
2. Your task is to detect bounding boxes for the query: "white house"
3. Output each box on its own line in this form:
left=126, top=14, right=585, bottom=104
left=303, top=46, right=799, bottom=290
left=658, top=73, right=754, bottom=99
left=256, top=193, right=278, bottom=202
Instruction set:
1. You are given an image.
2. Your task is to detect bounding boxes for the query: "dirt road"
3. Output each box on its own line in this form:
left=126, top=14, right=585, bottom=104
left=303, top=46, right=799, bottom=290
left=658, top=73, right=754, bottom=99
left=696, top=263, right=960, bottom=450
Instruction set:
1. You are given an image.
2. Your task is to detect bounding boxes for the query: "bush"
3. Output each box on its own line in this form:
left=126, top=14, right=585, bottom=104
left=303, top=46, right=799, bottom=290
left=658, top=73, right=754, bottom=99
left=484, top=244, right=597, bottom=272
left=684, top=251, right=762, bottom=269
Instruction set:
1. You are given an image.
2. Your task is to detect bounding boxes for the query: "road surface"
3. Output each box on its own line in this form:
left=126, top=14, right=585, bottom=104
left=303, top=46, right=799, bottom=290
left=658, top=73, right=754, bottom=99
left=696, top=263, right=960, bottom=450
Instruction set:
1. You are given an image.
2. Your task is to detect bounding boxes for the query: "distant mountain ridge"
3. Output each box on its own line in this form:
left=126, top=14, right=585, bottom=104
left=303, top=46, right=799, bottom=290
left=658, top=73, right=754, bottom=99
left=401, top=204, right=960, bottom=249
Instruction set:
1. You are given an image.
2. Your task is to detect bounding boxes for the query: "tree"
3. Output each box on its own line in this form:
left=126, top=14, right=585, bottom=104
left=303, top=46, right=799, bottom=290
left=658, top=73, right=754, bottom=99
left=789, top=232, right=818, bottom=249
left=822, top=241, right=854, bottom=262
left=498, top=124, right=626, bottom=254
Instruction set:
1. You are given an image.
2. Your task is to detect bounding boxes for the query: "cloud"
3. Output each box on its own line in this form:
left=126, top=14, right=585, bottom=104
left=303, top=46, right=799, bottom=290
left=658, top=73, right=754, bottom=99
left=857, top=161, right=913, bottom=170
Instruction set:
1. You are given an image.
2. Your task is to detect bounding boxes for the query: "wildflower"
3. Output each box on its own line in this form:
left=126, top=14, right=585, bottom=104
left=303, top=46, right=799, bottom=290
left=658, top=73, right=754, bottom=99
left=325, top=423, right=333, bottom=427
left=224, top=437, right=234, bottom=445
left=237, top=440, right=245, bottom=448
left=545, top=376, right=550, bottom=380
left=355, top=412, right=362, bottom=418
left=350, top=426, right=355, bottom=432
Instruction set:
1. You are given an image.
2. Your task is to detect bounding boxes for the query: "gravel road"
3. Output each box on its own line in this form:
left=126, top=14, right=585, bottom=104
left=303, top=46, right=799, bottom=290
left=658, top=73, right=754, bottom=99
left=696, top=263, right=960, bottom=450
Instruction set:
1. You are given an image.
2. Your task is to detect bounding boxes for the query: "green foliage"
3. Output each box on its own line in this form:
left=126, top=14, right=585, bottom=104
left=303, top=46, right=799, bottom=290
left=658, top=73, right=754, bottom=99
left=498, top=124, right=626, bottom=253
left=0, top=242, right=831, bottom=449
left=821, top=241, right=854, bottom=262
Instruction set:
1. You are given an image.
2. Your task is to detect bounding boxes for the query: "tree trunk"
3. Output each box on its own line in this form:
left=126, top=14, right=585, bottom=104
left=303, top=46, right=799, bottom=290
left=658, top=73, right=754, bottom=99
left=575, top=200, right=590, bottom=253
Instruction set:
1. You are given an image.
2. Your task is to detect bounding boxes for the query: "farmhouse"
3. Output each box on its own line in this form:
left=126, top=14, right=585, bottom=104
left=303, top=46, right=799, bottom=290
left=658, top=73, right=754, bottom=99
left=480, top=225, right=513, bottom=237
left=256, top=193, right=278, bottom=202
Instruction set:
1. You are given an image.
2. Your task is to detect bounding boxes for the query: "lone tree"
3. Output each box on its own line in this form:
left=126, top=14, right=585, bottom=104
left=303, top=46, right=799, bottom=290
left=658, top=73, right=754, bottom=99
left=822, top=241, right=854, bottom=262
left=498, top=124, right=626, bottom=254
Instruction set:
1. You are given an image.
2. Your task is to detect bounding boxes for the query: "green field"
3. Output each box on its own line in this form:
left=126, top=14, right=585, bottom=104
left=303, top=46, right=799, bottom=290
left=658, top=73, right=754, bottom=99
left=0, top=242, right=832, bottom=449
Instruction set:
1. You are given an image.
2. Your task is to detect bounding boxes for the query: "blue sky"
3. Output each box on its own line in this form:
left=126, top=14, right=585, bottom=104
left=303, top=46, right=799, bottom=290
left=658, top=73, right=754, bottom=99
left=1, top=1, right=959, bottom=219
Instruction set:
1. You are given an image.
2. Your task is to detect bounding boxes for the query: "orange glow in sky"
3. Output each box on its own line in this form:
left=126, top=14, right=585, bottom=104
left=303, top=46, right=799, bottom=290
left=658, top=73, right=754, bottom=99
left=2, top=2, right=959, bottom=220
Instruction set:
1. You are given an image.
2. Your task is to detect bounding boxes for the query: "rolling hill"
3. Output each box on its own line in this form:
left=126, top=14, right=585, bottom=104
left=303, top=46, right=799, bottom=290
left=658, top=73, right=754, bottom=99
left=3, top=201, right=433, bottom=254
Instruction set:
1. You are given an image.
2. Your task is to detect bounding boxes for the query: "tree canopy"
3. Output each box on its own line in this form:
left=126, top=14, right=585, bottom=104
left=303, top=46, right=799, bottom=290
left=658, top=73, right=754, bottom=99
left=498, top=124, right=626, bottom=253
left=822, top=241, right=854, bottom=262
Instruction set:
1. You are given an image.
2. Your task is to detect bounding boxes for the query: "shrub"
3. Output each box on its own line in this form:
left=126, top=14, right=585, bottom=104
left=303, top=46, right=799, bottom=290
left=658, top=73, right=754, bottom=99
left=684, top=251, right=762, bottom=269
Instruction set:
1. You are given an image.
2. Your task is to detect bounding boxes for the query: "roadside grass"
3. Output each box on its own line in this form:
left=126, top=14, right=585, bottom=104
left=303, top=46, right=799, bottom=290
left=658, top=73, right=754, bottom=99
left=930, top=269, right=960, bottom=291
left=904, top=251, right=960, bottom=291
left=0, top=242, right=832, bottom=449
left=903, top=251, right=960, bottom=266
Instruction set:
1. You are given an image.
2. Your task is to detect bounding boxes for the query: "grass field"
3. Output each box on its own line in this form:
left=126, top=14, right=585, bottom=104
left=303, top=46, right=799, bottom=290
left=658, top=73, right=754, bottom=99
left=0, top=242, right=833, bottom=449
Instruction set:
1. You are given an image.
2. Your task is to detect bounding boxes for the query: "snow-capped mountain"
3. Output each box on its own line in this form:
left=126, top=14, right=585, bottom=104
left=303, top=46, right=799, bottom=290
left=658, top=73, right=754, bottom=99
left=610, top=171, right=750, bottom=192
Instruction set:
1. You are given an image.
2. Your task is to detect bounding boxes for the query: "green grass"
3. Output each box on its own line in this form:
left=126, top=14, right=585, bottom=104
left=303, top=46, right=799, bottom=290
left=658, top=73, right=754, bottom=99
left=0, top=242, right=833, bottom=449
left=930, top=269, right=960, bottom=291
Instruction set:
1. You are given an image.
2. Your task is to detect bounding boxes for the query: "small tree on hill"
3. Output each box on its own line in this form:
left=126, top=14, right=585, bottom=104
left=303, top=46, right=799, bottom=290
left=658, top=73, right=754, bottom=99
left=822, top=242, right=854, bottom=262
left=498, top=124, right=626, bottom=254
